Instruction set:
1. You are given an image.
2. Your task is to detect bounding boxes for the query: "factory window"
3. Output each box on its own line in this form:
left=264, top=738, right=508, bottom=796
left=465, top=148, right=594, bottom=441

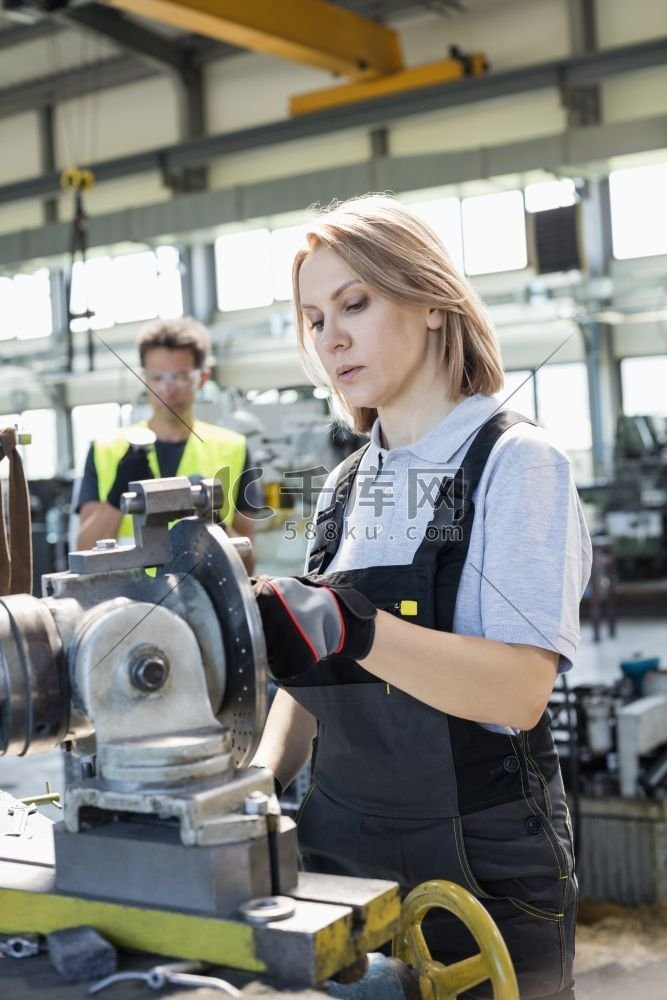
left=113, top=250, right=167, bottom=324
left=500, top=369, right=536, bottom=419
left=271, top=225, right=308, bottom=302
left=69, top=247, right=183, bottom=333
left=0, top=409, right=56, bottom=480
left=109, top=247, right=181, bottom=327
left=23, top=409, right=57, bottom=480
left=70, top=256, right=114, bottom=331
left=610, top=162, right=667, bottom=259
left=410, top=198, right=465, bottom=273
left=621, top=356, right=667, bottom=416
left=0, top=268, right=52, bottom=341
left=524, top=179, right=577, bottom=213
left=154, top=246, right=184, bottom=319
left=462, top=190, right=527, bottom=275
left=216, top=229, right=273, bottom=311
left=535, top=362, right=592, bottom=452
left=71, top=403, right=127, bottom=471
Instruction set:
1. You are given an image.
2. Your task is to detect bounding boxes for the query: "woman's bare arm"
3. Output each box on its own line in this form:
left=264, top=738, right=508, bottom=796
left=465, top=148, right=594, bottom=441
left=362, top=611, right=559, bottom=730
left=252, top=688, right=317, bottom=790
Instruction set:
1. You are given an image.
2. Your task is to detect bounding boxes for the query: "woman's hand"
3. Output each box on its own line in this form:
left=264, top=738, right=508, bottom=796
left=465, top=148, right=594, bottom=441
left=253, top=575, right=377, bottom=681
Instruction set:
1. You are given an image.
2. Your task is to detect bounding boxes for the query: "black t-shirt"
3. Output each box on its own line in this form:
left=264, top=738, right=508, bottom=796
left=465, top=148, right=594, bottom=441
left=76, top=439, right=263, bottom=515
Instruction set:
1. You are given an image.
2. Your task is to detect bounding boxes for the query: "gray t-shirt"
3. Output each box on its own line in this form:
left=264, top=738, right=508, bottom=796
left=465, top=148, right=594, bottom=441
left=310, top=394, right=592, bottom=675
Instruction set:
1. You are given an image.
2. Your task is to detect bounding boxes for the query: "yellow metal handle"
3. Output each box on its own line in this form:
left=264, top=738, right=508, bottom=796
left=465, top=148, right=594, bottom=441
left=393, top=880, right=519, bottom=1000
left=20, top=781, right=61, bottom=809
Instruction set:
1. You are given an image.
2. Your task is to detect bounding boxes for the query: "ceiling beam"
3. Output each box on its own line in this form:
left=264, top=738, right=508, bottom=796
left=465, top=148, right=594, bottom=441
left=1, top=113, right=665, bottom=272
left=0, top=19, right=63, bottom=49
left=102, top=0, right=404, bottom=78
left=0, top=31, right=661, bottom=124
left=0, top=55, right=161, bottom=119
left=60, top=5, right=192, bottom=74
left=0, top=36, right=664, bottom=195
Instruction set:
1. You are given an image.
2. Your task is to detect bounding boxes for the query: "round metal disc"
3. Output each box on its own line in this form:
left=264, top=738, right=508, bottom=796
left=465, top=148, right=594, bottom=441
left=161, top=519, right=268, bottom=767
left=0, top=594, right=69, bottom=756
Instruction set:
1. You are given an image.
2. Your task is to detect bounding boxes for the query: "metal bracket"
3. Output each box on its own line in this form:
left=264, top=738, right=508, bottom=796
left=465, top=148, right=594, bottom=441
left=68, top=476, right=222, bottom=573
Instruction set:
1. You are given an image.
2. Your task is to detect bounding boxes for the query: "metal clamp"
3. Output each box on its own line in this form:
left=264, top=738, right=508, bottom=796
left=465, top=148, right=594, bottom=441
left=69, top=477, right=223, bottom=573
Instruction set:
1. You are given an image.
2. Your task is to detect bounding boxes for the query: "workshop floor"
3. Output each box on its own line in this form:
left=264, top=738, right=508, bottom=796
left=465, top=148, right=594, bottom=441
left=575, top=905, right=667, bottom=999
left=2, top=616, right=667, bottom=997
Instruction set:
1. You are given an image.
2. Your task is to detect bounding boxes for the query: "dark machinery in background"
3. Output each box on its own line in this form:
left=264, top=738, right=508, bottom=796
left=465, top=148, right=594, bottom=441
left=607, top=414, right=667, bottom=579
left=581, top=414, right=667, bottom=582
left=551, top=658, right=667, bottom=804
left=29, top=476, right=74, bottom=594
left=548, top=655, right=667, bottom=907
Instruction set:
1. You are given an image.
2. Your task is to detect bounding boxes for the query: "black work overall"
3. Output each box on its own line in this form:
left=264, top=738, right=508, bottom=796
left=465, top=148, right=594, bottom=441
left=283, top=413, right=577, bottom=999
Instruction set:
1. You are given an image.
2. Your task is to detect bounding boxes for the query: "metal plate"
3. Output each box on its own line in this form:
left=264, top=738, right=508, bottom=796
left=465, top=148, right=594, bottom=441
left=161, top=519, right=267, bottom=767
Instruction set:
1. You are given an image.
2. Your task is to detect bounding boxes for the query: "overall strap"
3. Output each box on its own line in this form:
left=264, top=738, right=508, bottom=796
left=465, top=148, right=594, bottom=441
left=307, top=444, right=370, bottom=574
left=413, top=410, right=534, bottom=566
left=461, top=409, right=534, bottom=491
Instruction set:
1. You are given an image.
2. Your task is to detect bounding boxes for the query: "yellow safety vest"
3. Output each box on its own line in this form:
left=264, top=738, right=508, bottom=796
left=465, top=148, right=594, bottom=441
left=94, top=420, right=248, bottom=541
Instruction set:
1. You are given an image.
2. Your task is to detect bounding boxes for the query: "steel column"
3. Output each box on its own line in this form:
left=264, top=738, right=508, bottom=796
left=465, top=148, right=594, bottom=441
left=579, top=178, right=620, bottom=477
left=564, top=0, right=601, bottom=126
left=181, top=243, right=218, bottom=325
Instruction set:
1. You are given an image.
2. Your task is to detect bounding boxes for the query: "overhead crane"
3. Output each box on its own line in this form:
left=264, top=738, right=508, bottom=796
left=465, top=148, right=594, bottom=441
left=101, top=0, right=488, bottom=114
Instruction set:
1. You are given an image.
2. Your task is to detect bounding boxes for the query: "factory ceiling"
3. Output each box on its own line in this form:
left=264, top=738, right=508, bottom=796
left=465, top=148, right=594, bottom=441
left=0, top=1, right=475, bottom=117
left=0, top=0, right=663, bottom=212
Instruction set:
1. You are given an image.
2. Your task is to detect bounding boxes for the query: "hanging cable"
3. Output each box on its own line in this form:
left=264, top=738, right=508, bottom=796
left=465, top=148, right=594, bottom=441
left=48, top=15, right=102, bottom=373
left=61, top=166, right=96, bottom=373
left=47, top=27, right=69, bottom=166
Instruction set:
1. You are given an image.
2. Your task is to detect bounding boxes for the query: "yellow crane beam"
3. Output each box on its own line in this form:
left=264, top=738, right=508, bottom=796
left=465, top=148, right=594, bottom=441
left=290, top=52, right=488, bottom=116
left=103, top=0, right=404, bottom=79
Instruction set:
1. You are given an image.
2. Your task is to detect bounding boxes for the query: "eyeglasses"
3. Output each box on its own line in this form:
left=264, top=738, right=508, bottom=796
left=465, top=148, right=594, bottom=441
left=144, top=370, right=200, bottom=387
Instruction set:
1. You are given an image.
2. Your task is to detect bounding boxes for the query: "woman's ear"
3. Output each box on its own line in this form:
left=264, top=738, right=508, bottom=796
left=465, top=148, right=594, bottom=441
left=426, top=308, right=444, bottom=331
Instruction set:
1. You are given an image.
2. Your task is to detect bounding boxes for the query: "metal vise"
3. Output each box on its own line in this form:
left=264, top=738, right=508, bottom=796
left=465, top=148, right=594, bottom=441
left=0, top=476, right=297, bottom=915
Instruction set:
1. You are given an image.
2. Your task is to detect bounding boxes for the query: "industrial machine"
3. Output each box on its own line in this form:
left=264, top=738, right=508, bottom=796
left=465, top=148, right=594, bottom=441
left=551, top=664, right=667, bottom=802
left=549, top=661, right=667, bottom=907
left=580, top=414, right=667, bottom=582
left=0, top=475, right=517, bottom=998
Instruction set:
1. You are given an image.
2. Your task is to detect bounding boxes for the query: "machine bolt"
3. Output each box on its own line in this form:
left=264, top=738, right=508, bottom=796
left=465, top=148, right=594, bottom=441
left=120, top=492, right=144, bottom=515
left=94, top=539, right=116, bottom=550
left=244, top=791, right=270, bottom=816
left=129, top=654, right=170, bottom=692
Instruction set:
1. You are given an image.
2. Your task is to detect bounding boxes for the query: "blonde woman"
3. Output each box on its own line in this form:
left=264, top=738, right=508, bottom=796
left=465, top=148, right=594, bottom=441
left=253, top=195, right=591, bottom=999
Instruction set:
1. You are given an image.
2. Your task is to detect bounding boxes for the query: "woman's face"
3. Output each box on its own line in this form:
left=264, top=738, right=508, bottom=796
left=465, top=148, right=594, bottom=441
left=298, top=246, right=444, bottom=415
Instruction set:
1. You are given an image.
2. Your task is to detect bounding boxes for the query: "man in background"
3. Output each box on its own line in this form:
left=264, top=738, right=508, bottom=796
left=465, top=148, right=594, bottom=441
left=76, top=316, right=259, bottom=571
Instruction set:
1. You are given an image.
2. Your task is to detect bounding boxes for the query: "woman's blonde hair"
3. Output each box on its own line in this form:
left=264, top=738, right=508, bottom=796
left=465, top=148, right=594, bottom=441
left=292, top=193, right=504, bottom=434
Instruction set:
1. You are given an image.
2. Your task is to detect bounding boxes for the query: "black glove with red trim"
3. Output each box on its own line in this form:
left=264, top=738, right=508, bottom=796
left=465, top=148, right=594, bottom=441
left=253, top=576, right=377, bottom=681
left=106, top=446, right=154, bottom=510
